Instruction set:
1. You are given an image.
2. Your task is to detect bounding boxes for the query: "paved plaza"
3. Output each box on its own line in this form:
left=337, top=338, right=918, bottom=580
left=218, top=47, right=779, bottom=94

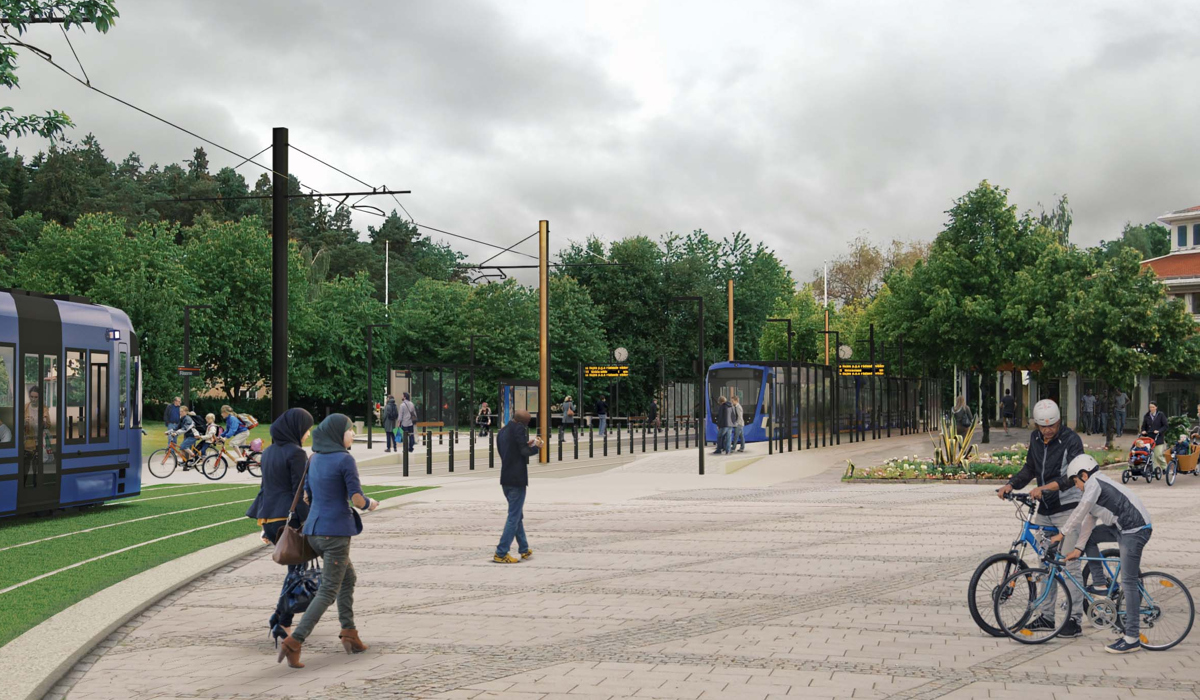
left=46, top=437, right=1200, bottom=700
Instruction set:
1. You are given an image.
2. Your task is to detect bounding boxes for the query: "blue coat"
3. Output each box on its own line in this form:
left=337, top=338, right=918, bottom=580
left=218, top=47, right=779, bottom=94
left=498, top=420, right=539, bottom=487
left=245, top=442, right=308, bottom=522
left=301, top=452, right=365, bottom=537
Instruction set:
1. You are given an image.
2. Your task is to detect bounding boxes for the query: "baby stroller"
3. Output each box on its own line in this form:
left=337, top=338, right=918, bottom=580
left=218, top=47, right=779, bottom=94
left=1123, top=435, right=1161, bottom=484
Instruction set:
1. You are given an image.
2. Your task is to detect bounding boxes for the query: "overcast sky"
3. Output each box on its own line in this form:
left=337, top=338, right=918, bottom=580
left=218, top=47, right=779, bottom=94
left=8, top=0, right=1200, bottom=281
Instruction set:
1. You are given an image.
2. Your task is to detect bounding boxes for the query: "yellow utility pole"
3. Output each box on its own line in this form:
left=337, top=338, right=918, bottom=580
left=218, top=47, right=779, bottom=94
left=727, top=279, right=734, bottom=361
left=538, top=220, right=550, bottom=463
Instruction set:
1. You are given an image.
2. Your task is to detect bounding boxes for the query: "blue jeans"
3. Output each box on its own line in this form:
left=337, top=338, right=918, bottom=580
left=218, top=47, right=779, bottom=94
left=180, top=435, right=197, bottom=455
left=733, top=425, right=745, bottom=451
left=1120, top=528, right=1152, bottom=639
left=1115, top=409, right=1126, bottom=434
left=716, top=427, right=731, bottom=453
left=598, top=416, right=607, bottom=437
left=496, top=485, right=529, bottom=557
left=404, top=426, right=415, bottom=452
left=166, top=422, right=178, bottom=444
left=385, top=429, right=397, bottom=451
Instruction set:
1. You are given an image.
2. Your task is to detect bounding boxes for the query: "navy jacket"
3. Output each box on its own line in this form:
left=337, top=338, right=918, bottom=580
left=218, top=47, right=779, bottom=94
left=1141, top=411, right=1168, bottom=445
left=1008, top=425, right=1085, bottom=515
left=498, top=420, right=539, bottom=487
left=164, top=404, right=180, bottom=425
left=246, top=443, right=309, bottom=522
left=302, top=452, right=365, bottom=536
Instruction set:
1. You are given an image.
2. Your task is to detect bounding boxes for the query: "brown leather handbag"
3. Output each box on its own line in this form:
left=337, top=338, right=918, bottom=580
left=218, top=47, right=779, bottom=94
left=272, top=456, right=317, bottom=565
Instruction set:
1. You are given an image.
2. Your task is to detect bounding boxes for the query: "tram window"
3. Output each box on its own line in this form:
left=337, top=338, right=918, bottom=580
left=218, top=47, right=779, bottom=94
left=65, top=349, right=86, bottom=443
left=708, top=367, right=764, bottom=423
left=0, top=345, right=13, bottom=447
left=90, top=351, right=109, bottom=441
left=132, top=356, right=142, bottom=428
left=119, top=351, right=128, bottom=429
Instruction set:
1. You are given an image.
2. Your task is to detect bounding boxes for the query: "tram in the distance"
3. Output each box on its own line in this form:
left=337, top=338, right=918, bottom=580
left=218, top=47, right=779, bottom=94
left=0, top=288, right=142, bottom=517
left=704, top=361, right=774, bottom=444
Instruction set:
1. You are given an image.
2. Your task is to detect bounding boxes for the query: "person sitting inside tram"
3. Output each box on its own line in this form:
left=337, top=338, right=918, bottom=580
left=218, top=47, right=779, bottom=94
left=23, top=386, right=51, bottom=485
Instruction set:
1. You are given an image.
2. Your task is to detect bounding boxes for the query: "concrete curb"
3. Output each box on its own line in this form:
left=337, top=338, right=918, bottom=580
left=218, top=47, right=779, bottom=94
left=0, top=493, right=422, bottom=700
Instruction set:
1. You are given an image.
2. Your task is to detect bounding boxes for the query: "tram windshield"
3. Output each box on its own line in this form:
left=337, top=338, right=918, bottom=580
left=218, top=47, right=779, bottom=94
left=708, top=367, right=763, bottom=423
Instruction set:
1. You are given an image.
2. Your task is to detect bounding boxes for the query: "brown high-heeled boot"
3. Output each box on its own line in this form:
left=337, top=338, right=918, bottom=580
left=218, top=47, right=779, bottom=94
left=339, top=629, right=368, bottom=654
left=277, top=635, right=304, bottom=668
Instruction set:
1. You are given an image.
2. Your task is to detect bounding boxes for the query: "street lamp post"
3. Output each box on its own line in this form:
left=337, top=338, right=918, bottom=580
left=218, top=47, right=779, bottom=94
left=469, top=333, right=490, bottom=464
left=182, top=305, right=212, bottom=405
left=818, top=330, right=840, bottom=445
left=671, top=296, right=705, bottom=475
left=766, top=318, right=793, bottom=452
left=365, top=323, right=390, bottom=449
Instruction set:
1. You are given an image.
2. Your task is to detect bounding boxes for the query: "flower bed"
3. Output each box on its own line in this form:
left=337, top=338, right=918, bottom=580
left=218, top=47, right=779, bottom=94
left=844, top=445, right=1126, bottom=481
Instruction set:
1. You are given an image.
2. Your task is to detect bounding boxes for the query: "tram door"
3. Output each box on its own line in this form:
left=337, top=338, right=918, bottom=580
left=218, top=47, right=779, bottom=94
left=117, top=344, right=129, bottom=459
left=21, top=353, right=59, bottom=503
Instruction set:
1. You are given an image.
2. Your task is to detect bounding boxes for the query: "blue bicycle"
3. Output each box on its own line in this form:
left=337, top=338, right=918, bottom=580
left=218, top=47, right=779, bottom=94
left=994, top=540, right=1194, bottom=649
left=968, top=492, right=1117, bottom=637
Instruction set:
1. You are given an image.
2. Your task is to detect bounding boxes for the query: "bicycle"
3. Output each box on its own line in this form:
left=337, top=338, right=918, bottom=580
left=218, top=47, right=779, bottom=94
left=201, top=436, right=262, bottom=480
left=146, top=430, right=215, bottom=478
left=994, top=540, right=1195, bottom=649
left=968, top=491, right=1118, bottom=637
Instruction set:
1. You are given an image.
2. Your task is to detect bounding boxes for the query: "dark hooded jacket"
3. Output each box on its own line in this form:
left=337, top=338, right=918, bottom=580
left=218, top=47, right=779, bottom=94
left=1007, top=424, right=1085, bottom=515
left=245, top=408, right=314, bottom=522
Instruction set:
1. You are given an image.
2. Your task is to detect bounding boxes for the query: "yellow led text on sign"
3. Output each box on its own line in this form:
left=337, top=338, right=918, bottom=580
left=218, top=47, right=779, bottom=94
left=837, top=364, right=886, bottom=376
left=585, top=365, right=630, bottom=378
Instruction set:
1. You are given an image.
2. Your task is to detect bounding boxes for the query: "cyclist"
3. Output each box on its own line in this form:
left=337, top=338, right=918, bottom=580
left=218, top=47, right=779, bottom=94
left=220, top=405, right=250, bottom=462
left=177, top=407, right=201, bottom=469
left=1050, top=454, right=1152, bottom=654
left=195, top=413, right=219, bottom=456
left=996, top=398, right=1085, bottom=638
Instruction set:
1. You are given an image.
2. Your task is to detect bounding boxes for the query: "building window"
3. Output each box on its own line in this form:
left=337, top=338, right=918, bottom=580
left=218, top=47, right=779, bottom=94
left=1179, top=226, right=1188, bottom=248
left=0, top=344, right=13, bottom=448
left=1192, top=294, right=1200, bottom=315
left=1193, top=224, right=1200, bottom=247
left=65, top=349, right=86, bottom=443
left=90, top=351, right=109, bottom=441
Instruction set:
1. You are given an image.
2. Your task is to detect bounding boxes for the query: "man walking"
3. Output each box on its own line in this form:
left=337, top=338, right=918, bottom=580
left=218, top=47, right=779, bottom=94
left=398, top=392, right=417, bottom=453
left=164, top=396, right=181, bottom=444
left=1000, top=389, right=1016, bottom=436
left=1081, top=389, right=1096, bottom=435
left=494, top=410, right=541, bottom=564
left=559, top=395, right=576, bottom=443
left=712, top=396, right=732, bottom=455
left=1140, top=400, right=1168, bottom=471
left=648, top=399, right=660, bottom=433
left=1114, top=389, right=1128, bottom=435
left=731, top=396, right=746, bottom=452
left=596, top=396, right=608, bottom=438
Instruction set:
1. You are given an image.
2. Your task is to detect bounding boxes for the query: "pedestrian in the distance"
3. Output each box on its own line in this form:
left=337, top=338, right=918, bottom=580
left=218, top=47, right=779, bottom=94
left=382, top=395, right=399, bottom=453
left=1114, top=389, right=1128, bottom=435
left=1140, top=400, right=1168, bottom=471
left=494, top=410, right=541, bottom=564
left=476, top=401, right=492, bottom=437
left=596, top=396, right=608, bottom=438
left=1081, top=389, right=1096, bottom=435
left=1000, top=389, right=1016, bottom=436
left=731, top=396, right=746, bottom=452
left=164, top=396, right=181, bottom=444
left=277, top=414, right=377, bottom=669
left=712, top=396, right=731, bottom=455
left=1096, top=392, right=1110, bottom=440
left=398, top=392, right=417, bottom=453
left=559, top=395, right=576, bottom=443
left=246, top=407, right=314, bottom=646
left=952, top=396, right=973, bottom=439
left=648, top=399, right=659, bottom=433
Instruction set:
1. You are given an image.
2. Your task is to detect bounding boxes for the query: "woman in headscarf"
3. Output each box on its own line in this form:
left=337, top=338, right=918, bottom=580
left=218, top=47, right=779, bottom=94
left=277, top=414, right=377, bottom=669
left=246, top=408, right=314, bottom=644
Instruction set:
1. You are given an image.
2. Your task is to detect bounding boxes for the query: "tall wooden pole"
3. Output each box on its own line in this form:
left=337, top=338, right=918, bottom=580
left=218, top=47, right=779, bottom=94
left=727, top=280, right=734, bottom=361
left=538, top=220, right=550, bottom=463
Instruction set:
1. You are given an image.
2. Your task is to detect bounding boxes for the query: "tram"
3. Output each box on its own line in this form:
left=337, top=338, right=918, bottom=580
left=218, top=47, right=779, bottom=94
left=0, top=288, right=142, bottom=517
left=704, top=361, right=775, bottom=444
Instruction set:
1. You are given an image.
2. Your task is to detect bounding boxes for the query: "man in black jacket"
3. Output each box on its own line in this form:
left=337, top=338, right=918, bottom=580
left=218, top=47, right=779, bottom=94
left=1140, top=400, right=1169, bottom=471
left=996, top=398, right=1085, bottom=637
left=494, top=410, right=542, bottom=564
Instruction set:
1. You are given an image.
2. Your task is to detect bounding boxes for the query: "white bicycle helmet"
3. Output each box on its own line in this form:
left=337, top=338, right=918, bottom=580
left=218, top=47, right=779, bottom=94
left=1032, top=399, right=1061, bottom=426
left=1069, top=454, right=1099, bottom=479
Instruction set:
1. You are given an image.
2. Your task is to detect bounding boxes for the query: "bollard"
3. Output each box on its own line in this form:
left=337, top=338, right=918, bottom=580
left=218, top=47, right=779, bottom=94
left=574, top=429, right=579, bottom=460
left=403, top=435, right=409, bottom=477
left=642, top=423, right=646, bottom=453
left=589, top=427, right=594, bottom=458
left=469, top=429, right=475, bottom=471
left=629, top=421, right=634, bottom=454
left=616, top=424, right=621, bottom=455
left=426, top=429, right=433, bottom=475
left=489, top=428, right=495, bottom=468
left=653, top=424, right=658, bottom=451
left=558, top=429, right=563, bottom=461
left=604, top=429, right=608, bottom=457
left=448, top=430, right=454, bottom=473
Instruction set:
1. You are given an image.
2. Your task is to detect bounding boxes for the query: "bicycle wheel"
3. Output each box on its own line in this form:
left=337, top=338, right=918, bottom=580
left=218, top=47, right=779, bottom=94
left=1117, top=572, right=1195, bottom=651
left=969, top=553, right=1029, bottom=637
left=994, top=567, right=1072, bottom=644
left=246, top=451, right=262, bottom=478
left=202, top=453, right=229, bottom=481
left=146, top=448, right=177, bottom=479
left=1166, top=460, right=1177, bottom=486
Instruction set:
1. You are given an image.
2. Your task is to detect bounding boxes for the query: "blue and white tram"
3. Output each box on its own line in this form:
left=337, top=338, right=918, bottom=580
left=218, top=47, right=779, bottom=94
left=705, top=361, right=774, bottom=444
left=0, top=288, right=142, bottom=517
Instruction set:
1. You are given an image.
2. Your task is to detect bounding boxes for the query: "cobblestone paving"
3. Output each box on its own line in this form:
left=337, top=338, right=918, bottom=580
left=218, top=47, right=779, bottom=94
left=51, top=465, right=1200, bottom=700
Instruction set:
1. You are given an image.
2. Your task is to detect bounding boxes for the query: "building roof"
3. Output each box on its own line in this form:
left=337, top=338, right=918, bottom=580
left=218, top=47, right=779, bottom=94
left=1142, top=251, right=1200, bottom=279
left=1173, top=205, right=1200, bottom=215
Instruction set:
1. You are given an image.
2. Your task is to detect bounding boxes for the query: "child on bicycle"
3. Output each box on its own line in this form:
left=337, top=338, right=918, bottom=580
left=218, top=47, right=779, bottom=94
left=178, top=407, right=200, bottom=465
left=194, top=413, right=219, bottom=457
left=1050, top=454, right=1153, bottom=654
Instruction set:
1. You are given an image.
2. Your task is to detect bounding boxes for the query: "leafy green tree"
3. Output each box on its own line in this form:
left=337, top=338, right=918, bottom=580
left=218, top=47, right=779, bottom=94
left=759, top=286, right=825, bottom=363
left=0, top=1, right=119, bottom=140
left=1097, top=222, right=1171, bottom=261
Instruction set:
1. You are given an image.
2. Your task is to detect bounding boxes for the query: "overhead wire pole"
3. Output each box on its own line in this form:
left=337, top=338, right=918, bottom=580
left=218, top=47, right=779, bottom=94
left=538, top=220, right=551, bottom=464
left=271, top=127, right=288, bottom=421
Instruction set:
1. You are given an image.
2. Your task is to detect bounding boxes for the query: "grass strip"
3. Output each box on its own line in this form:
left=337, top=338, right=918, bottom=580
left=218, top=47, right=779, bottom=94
left=0, top=485, right=432, bottom=647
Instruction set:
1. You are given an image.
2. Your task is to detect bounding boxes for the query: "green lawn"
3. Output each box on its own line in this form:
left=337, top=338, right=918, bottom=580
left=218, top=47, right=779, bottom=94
left=0, top=483, right=434, bottom=647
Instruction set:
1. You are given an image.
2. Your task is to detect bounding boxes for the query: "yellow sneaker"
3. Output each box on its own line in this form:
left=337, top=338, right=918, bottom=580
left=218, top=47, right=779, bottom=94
left=493, top=553, right=520, bottom=564
left=520, top=549, right=533, bottom=560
